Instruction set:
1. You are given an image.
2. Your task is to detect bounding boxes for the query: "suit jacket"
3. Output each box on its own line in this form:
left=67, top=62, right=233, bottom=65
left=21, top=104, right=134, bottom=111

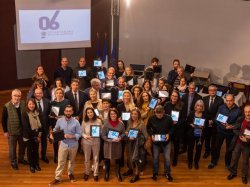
left=65, top=90, right=88, bottom=122
left=37, top=98, right=51, bottom=130
left=203, top=95, right=224, bottom=121
left=182, top=92, right=202, bottom=116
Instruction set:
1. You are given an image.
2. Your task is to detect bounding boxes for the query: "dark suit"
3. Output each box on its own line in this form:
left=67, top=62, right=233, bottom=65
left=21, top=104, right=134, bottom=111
left=65, top=90, right=88, bottom=123
left=36, top=98, right=50, bottom=159
left=203, top=95, right=224, bottom=155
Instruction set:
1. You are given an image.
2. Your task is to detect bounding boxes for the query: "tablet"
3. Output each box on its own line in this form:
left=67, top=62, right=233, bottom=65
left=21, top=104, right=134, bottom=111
left=194, top=118, right=205, bottom=126
left=243, top=129, right=250, bottom=136
left=171, top=111, right=180, bottom=122
left=98, top=71, right=105, bottom=79
left=106, top=80, right=115, bottom=87
left=128, top=128, right=139, bottom=139
left=107, top=129, right=119, bottom=139
left=94, top=109, right=100, bottom=116
left=90, top=125, right=101, bottom=138
left=216, top=91, right=223, bottom=97
left=158, top=90, right=169, bottom=98
left=101, top=92, right=111, bottom=99
left=94, top=60, right=102, bottom=67
left=78, top=70, right=86, bottom=77
left=118, top=90, right=124, bottom=100
left=179, top=92, right=185, bottom=99
left=149, top=98, right=158, bottom=109
left=52, top=130, right=65, bottom=142
left=153, top=65, right=162, bottom=73
left=122, top=112, right=130, bottom=121
left=216, top=113, right=228, bottom=123
left=127, top=78, right=134, bottom=86
left=154, top=134, right=166, bottom=142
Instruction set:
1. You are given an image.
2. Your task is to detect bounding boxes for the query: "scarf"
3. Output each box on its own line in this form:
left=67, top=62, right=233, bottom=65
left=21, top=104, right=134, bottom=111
left=27, top=111, right=42, bottom=130
left=109, top=120, right=119, bottom=128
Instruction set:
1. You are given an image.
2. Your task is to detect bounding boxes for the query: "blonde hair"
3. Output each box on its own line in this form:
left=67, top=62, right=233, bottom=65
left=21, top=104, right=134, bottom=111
left=123, top=90, right=135, bottom=111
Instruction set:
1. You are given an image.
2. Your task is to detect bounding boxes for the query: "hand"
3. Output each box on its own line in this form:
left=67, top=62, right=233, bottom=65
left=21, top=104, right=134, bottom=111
left=209, top=120, right=213, bottom=126
left=225, top=125, right=234, bottom=130
left=75, top=116, right=79, bottom=121
left=190, top=123, right=195, bottom=128
left=4, top=132, right=9, bottom=138
left=36, top=137, right=41, bottom=143
left=173, top=121, right=177, bottom=125
left=112, top=137, right=121, bottom=142
left=151, top=135, right=155, bottom=142
left=49, top=133, right=54, bottom=140
left=239, top=136, right=247, bottom=142
left=129, top=137, right=135, bottom=141
left=165, top=134, right=170, bottom=141
left=86, top=135, right=93, bottom=141
left=64, top=134, right=74, bottom=139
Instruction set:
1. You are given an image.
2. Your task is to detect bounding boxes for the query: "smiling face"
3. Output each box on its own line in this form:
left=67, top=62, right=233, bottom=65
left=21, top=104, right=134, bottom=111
left=125, top=67, right=132, bottom=76
left=27, top=100, right=36, bottom=112
left=86, top=109, right=94, bottom=119
left=37, top=66, right=44, bottom=76
left=123, top=92, right=131, bottom=104
left=79, top=57, right=86, bottom=67
left=11, top=90, right=21, bottom=105
left=89, top=90, right=97, bottom=101
left=142, top=92, right=149, bottom=102
left=143, top=82, right=150, bottom=91
left=55, top=89, right=64, bottom=100
left=110, top=110, right=118, bottom=121
left=131, top=110, right=139, bottom=121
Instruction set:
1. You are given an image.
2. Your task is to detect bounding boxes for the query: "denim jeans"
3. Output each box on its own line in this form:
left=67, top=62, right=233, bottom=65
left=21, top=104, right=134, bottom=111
left=152, top=142, right=171, bottom=175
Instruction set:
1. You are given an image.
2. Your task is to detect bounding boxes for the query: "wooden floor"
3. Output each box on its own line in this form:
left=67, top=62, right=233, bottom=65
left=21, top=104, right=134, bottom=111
left=0, top=88, right=246, bottom=186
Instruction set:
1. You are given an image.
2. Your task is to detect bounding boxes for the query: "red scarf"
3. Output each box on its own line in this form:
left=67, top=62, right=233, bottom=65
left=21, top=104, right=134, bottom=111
left=109, top=120, right=119, bottom=128
left=238, top=119, right=250, bottom=144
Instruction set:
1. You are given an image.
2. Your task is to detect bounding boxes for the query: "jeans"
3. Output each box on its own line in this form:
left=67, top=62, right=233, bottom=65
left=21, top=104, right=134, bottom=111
left=8, top=135, right=25, bottom=163
left=152, top=142, right=171, bottom=175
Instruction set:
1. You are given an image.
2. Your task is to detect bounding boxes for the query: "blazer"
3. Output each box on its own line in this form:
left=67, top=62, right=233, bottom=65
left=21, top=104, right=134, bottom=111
left=182, top=92, right=202, bottom=116
left=37, top=98, right=51, bottom=130
left=203, top=95, right=224, bottom=121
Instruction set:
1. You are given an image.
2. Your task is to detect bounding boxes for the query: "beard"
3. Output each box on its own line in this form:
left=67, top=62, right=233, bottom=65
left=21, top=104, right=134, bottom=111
left=65, top=114, right=72, bottom=119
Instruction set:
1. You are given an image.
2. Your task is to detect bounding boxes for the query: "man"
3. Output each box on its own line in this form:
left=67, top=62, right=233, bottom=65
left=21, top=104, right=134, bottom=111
left=49, top=105, right=82, bottom=185
left=208, top=94, right=242, bottom=169
left=147, top=105, right=174, bottom=182
left=1, top=89, right=28, bottom=170
left=110, top=76, right=127, bottom=107
left=84, top=78, right=102, bottom=100
left=72, top=57, right=93, bottom=91
left=181, top=82, right=202, bottom=153
left=54, top=57, right=73, bottom=86
left=171, top=66, right=191, bottom=88
left=167, top=59, right=180, bottom=85
left=202, top=85, right=224, bottom=159
left=34, top=88, right=51, bottom=163
left=227, top=104, right=250, bottom=184
left=65, top=78, right=88, bottom=123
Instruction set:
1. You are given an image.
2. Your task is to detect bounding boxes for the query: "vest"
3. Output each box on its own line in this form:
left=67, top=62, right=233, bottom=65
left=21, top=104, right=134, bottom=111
left=5, top=100, right=25, bottom=135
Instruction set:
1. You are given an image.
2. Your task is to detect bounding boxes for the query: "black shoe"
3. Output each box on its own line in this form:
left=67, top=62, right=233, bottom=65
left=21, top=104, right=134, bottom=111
left=41, top=157, right=49, bottom=164
left=122, top=169, right=133, bottom=176
left=54, top=157, right=58, bottom=164
left=179, top=148, right=186, bottom=154
left=11, top=162, right=18, bottom=170
left=18, top=159, right=29, bottom=165
left=94, top=176, right=98, bottom=182
left=203, top=152, right=210, bottom=159
left=194, top=163, right=199, bottom=169
left=227, top=174, right=237, bottom=180
left=152, top=174, right=157, bottom=181
left=69, top=174, right=76, bottom=182
left=83, top=174, right=89, bottom=181
left=188, top=163, right=192, bottom=169
left=104, top=172, right=109, bottom=181
left=130, top=175, right=139, bottom=183
left=208, top=163, right=215, bottom=169
left=242, top=176, right=248, bottom=184
left=172, top=159, right=177, bottom=167
left=116, top=172, right=122, bottom=182
left=165, top=174, right=173, bottom=182
left=30, top=166, right=35, bottom=173
left=35, top=165, right=41, bottom=171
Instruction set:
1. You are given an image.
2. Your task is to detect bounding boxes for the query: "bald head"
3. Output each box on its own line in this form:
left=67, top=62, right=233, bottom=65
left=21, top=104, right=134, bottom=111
left=244, top=105, right=250, bottom=121
left=225, top=94, right=235, bottom=109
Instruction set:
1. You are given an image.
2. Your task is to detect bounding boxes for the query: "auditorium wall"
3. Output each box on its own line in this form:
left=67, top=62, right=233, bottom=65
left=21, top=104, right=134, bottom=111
left=119, top=0, right=250, bottom=85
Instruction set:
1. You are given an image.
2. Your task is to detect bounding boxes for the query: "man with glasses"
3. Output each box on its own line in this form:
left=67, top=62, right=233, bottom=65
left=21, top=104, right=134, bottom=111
left=202, top=85, right=224, bottom=159
left=1, top=89, right=28, bottom=170
left=208, top=94, right=242, bottom=169
left=147, top=105, right=174, bottom=182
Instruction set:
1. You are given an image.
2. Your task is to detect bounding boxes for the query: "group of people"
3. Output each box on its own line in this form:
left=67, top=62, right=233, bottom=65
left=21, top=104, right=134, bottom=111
left=1, top=56, right=249, bottom=185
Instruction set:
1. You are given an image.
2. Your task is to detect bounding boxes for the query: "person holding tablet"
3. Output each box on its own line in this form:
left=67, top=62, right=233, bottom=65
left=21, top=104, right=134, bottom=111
left=101, top=108, right=125, bottom=182
left=82, top=107, right=102, bottom=181
left=186, top=100, right=207, bottom=169
left=123, top=108, right=148, bottom=183
left=208, top=94, right=242, bottom=169
left=147, top=105, right=174, bottom=182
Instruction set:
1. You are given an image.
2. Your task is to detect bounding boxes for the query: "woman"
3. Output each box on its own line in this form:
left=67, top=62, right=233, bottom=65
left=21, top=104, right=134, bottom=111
left=186, top=99, right=207, bottom=169
left=142, top=80, right=154, bottom=96
left=123, top=66, right=138, bottom=91
left=137, top=91, right=154, bottom=126
left=101, top=108, right=125, bottom=182
left=164, top=90, right=185, bottom=166
left=176, top=77, right=188, bottom=93
left=116, top=60, right=125, bottom=78
left=131, top=85, right=143, bottom=105
left=49, top=87, right=70, bottom=163
left=50, top=78, right=70, bottom=101
left=27, top=80, right=50, bottom=99
left=32, top=65, right=49, bottom=87
left=82, top=107, right=102, bottom=182
left=124, top=108, right=148, bottom=183
left=22, top=98, right=42, bottom=173
left=83, top=88, right=102, bottom=114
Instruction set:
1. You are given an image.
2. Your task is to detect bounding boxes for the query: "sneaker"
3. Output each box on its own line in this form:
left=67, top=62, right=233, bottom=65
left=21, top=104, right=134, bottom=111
left=49, top=179, right=61, bottom=186
left=165, top=174, right=173, bottom=182
left=69, top=174, right=76, bottom=182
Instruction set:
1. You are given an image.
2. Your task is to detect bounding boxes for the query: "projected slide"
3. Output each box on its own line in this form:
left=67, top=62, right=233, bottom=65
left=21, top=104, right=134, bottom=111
left=19, top=9, right=90, bottom=43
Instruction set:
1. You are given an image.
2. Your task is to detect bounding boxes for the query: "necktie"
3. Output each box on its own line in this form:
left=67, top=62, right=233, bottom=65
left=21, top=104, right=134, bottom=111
left=37, top=101, right=42, bottom=112
left=187, top=94, right=193, bottom=115
left=74, top=92, right=79, bottom=113
left=209, top=97, right=214, bottom=110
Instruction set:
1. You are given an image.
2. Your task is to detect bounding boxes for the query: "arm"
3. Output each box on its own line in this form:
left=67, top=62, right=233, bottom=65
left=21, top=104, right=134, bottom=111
left=1, top=106, right=8, bottom=134
left=101, top=123, right=112, bottom=142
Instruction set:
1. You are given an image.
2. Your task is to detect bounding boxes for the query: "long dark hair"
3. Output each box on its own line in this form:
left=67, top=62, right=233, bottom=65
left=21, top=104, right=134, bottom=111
left=26, top=98, right=38, bottom=113
left=84, top=107, right=98, bottom=122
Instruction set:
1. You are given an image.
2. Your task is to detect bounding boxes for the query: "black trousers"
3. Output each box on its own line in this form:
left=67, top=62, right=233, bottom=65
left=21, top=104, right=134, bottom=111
left=203, top=125, right=217, bottom=155
left=41, top=127, right=49, bottom=158
left=26, top=139, right=39, bottom=167
left=211, top=132, right=234, bottom=166
left=187, top=129, right=203, bottom=164
left=172, top=125, right=184, bottom=162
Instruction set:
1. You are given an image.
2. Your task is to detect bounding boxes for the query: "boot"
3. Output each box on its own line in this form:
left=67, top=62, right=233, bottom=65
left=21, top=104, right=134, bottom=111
left=104, top=160, right=110, bottom=181
left=115, top=163, right=122, bottom=182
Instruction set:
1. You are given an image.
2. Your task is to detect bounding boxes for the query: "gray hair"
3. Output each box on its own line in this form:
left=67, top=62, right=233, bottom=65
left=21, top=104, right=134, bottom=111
left=90, top=78, right=101, bottom=86
left=194, top=99, right=205, bottom=112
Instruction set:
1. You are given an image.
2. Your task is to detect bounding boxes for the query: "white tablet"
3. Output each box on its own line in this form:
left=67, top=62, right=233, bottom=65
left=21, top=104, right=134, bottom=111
left=118, top=90, right=124, bottom=100
left=101, top=92, right=111, bottom=99
left=216, top=113, right=228, bottom=123
left=149, top=98, right=157, bottom=109
left=94, top=60, right=102, bottom=67
left=78, top=70, right=86, bottom=77
left=171, top=111, right=180, bottom=122
left=158, top=90, right=169, bottom=98
left=194, top=118, right=205, bottom=126
left=122, top=112, right=130, bottom=121
left=98, top=71, right=105, bottom=79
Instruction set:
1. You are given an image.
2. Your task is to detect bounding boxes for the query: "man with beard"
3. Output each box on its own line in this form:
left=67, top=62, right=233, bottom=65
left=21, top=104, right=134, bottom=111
left=49, top=105, right=82, bottom=185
